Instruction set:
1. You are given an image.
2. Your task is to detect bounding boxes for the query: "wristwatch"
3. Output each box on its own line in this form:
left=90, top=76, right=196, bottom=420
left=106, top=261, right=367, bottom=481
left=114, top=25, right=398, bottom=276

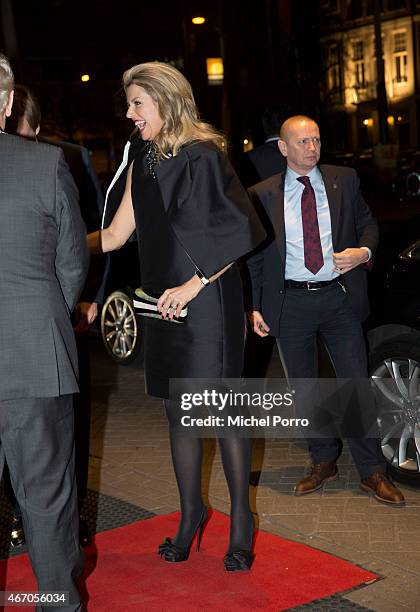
left=195, top=269, right=210, bottom=286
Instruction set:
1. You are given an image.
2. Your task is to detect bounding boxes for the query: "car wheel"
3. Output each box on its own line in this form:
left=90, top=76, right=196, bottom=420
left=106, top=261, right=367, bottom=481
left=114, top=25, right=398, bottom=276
left=101, top=290, right=141, bottom=365
left=370, top=338, right=420, bottom=486
left=405, top=171, right=420, bottom=198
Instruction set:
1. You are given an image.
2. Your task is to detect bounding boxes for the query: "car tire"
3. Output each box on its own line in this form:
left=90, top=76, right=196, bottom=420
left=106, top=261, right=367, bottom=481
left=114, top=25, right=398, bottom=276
left=101, top=290, right=143, bottom=365
left=405, top=171, right=420, bottom=198
left=370, top=337, right=420, bottom=486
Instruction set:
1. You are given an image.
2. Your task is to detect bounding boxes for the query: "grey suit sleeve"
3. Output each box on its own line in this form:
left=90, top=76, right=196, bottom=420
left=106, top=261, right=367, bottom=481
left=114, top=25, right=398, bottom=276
left=55, top=151, right=90, bottom=312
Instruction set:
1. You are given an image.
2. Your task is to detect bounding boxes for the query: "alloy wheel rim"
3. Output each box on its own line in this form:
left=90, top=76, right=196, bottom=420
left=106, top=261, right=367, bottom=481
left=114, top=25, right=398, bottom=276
left=103, top=295, right=137, bottom=359
left=371, top=357, right=420, bottom=473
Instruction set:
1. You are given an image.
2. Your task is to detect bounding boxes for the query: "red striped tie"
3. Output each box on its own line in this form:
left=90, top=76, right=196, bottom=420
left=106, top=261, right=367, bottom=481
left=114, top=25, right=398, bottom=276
left=297, top=176, right=324, bottom=274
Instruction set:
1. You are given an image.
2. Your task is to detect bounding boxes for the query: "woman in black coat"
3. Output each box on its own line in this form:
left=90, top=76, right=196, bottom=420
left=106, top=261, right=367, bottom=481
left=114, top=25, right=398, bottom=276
left=89, top=62, right=265, bottom=571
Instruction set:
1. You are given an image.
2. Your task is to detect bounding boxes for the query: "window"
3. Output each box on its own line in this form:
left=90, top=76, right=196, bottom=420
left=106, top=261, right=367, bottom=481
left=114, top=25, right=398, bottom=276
left=394, top=32, right=406, bottom=52
left=346, top=0, right=374, bottom=19
left=327, top=44, right=341, bottom=93
left=353, top=41, right=364, bottom=60
left=353, top=41, right=366, bottom=88
left=393, top=32, right=408, bottom=83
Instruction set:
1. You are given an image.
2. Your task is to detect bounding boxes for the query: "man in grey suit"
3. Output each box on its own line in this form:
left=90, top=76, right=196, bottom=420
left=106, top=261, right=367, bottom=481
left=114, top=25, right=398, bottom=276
left=0, top=55, right=89, bottom=610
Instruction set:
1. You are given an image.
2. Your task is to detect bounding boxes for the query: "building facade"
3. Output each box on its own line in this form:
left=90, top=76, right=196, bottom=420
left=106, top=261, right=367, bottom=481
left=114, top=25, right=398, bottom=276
left=320, top=0, right=420, bottom=153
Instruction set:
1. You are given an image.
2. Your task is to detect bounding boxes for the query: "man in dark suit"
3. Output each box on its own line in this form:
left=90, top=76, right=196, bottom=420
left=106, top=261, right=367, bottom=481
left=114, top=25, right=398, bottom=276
left=247, top=115, right=404, bottom=506
left=0, top=55, right=88, bottom=609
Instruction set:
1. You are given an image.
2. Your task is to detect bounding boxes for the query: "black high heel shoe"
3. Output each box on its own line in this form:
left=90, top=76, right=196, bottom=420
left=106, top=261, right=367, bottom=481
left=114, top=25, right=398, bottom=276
left=224, top=517, right=255, bottom=572
left=158, top=506, right=208, bottom=563
left=224, top=549, right=254, bottom=572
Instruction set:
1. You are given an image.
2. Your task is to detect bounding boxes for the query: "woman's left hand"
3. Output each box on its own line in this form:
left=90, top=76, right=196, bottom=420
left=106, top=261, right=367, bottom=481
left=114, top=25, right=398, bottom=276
left=158, top=275, right=204, bottom=320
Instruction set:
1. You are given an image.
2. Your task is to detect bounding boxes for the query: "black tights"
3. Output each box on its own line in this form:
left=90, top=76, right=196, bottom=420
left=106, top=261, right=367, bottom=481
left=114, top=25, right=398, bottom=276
left=164, top=400, right=254, bottom=552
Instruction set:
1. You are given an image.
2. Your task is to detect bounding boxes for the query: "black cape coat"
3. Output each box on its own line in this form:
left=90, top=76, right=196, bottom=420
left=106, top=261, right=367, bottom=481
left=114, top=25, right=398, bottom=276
left=103, top=139, right=266, bottom=277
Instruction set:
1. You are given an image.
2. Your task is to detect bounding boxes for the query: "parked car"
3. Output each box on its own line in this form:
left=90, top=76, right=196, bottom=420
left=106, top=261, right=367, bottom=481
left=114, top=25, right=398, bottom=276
left=395, top=149, right=420, bottom=200
left=100, top=239, right=143, bottom=365
left=367, top=215, right=420, bottom=485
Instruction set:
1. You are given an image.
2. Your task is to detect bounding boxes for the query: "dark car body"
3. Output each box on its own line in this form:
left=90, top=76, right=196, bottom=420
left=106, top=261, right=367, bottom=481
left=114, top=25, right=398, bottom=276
left=367, top=215, right=420, bottom=484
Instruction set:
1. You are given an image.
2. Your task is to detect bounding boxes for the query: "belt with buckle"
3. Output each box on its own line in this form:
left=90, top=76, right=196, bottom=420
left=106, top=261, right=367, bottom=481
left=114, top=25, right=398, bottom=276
left=284, top=278, right=339, bottom=291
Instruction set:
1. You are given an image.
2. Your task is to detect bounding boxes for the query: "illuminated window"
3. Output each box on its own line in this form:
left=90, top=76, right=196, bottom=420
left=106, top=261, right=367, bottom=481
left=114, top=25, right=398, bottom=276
left=394, top=32, right=407, bottom=52
left=353, top=41, right=366, bottom=88
left=206, top=58, right=224, bottom=85
left=393, top=31, right=408, bottom=83
left=353, top=41, right=364, bottom=61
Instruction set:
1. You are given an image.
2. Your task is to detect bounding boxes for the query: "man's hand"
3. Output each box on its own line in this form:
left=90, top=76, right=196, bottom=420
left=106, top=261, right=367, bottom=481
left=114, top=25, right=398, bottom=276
left=333, top=247, right=370, bottom=274
left=73, top=302, right=98, bottom=333
left=249, top=310, right=270, bottom=337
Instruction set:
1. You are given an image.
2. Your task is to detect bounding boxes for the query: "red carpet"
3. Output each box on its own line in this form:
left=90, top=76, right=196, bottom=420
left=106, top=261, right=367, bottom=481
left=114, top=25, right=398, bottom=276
left=1, top=511, right=378, bottom=611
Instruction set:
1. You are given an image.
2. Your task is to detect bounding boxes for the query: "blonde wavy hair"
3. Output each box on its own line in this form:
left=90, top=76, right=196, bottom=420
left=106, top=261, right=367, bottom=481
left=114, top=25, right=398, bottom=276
left=123, top=62, right=225, bottom=158
left=0, top=54, right=14, bottom=114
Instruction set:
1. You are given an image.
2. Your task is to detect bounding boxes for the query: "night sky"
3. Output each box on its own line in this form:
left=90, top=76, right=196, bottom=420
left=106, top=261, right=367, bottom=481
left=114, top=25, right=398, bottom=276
left=2, top=1, right=321, bottom=165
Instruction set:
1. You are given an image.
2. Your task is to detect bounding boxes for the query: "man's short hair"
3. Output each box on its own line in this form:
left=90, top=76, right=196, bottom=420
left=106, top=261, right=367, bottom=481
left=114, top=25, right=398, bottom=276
left=0, top=54, right=14, bottom=114
left=8, top=84, right=41, bottom=134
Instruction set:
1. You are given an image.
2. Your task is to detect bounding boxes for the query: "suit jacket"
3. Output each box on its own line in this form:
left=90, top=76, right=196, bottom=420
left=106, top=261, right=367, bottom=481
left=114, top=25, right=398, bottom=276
left=246, top=164, right=378, bottom=337
left=238, top=139, right=287, bottom=188
left=0, top=133, right=89, bottom=400
left=43, top=139, right=105, bottom=304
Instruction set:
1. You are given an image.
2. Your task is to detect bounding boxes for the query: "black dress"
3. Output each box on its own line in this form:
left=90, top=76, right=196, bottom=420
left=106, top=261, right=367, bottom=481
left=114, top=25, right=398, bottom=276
left=131, top=148, right=248, bottom=399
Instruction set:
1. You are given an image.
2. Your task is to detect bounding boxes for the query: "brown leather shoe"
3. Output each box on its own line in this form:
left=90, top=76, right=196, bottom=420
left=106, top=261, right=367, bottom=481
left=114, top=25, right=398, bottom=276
left=360, top=472, right=405, bottom=506
left=294, top=461, right=338, bottom=496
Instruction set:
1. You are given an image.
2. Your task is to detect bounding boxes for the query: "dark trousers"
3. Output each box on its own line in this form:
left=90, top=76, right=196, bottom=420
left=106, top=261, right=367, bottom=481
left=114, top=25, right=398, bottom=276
left=277, top=282, right=385, bottom=479
left=0, top=395, right=83, bottom=611
left=74, top=331, right=91, bottom=506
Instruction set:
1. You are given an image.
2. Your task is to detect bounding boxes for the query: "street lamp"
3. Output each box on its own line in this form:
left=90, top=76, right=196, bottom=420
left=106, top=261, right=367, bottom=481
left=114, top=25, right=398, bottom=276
left=192, top=16, right=206, bottom=25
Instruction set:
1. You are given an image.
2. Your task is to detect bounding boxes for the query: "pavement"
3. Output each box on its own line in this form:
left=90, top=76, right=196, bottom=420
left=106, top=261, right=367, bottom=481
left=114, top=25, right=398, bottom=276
left=88, top=335, right=420, bottom=612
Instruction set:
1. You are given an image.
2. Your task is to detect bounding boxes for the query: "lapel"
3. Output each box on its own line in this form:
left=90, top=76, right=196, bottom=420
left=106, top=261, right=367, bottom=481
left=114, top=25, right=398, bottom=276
left=319, top=164, right=341, bottom=247
left=267, top=171, right=286, bottom=268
